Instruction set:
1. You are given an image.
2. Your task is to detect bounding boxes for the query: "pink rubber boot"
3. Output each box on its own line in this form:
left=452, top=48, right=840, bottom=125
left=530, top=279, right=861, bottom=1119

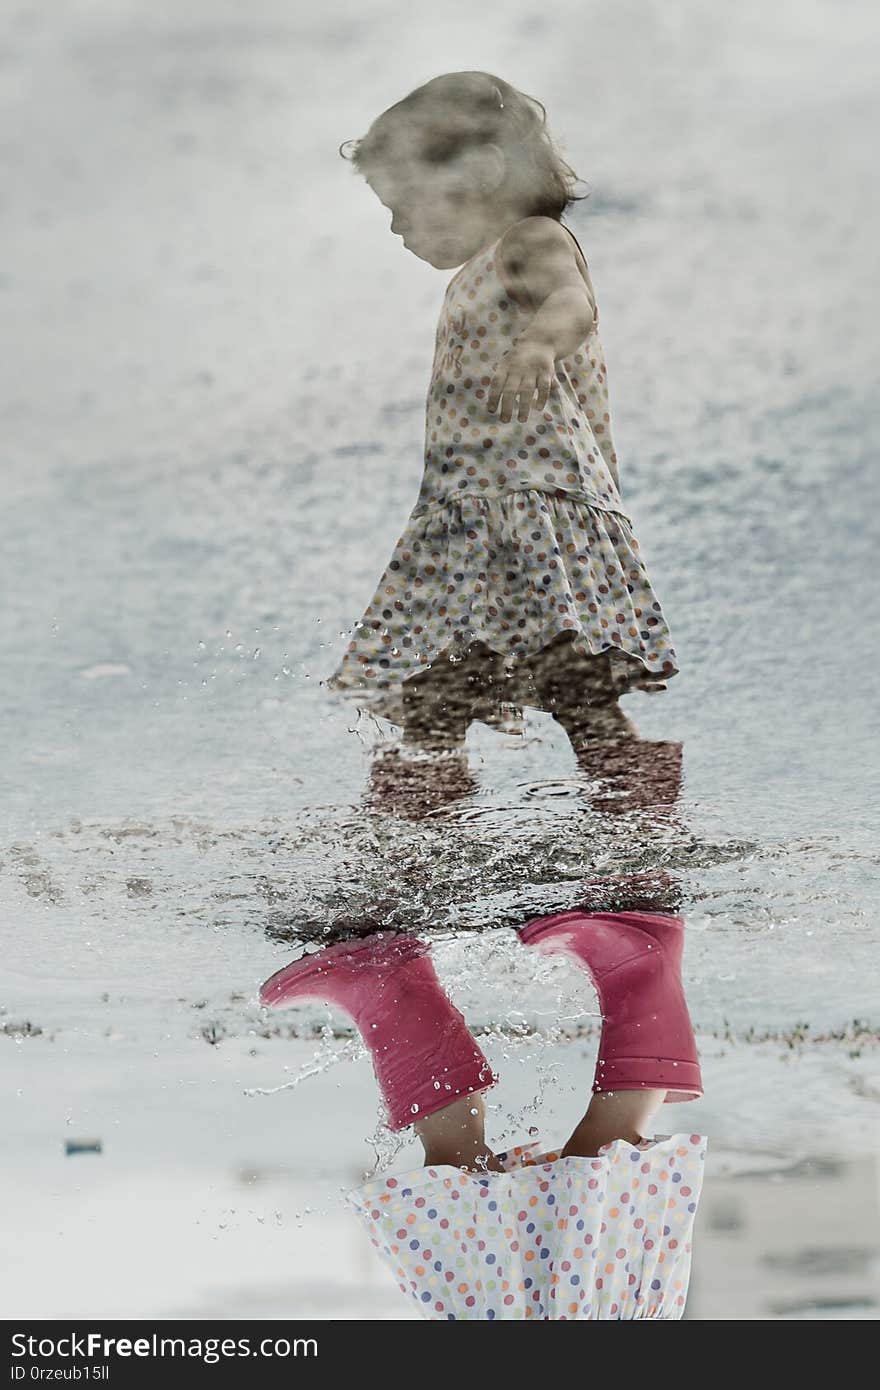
left=260, top=932, right=496, bottom=1131
left=518, top=910, right=702, bottom=1102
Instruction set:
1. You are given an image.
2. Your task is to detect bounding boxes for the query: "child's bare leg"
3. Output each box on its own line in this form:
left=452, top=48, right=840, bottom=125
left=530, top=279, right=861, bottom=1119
left=560, top=1088, right=667, bottom=1158
left=531, top=643, right=685, bottom=814
left=570, top=734, right=683, bottom=815
left=528, top=636, right=640, bottom=745
left=556, top=702, right=640, bottom=746
left=366, top=744, right=475, bottom=818
left=362, top=659, right=477, bottom=817
left=400, top=697, right=469, bottom=754
left=402, top=641, right=509, bottom=751
left=414, top=1092, right=505, bottom=1172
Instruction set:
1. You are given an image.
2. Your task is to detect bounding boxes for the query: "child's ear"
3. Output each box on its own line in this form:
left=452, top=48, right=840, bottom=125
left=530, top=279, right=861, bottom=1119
left=456, top=143, right=506, bottom=197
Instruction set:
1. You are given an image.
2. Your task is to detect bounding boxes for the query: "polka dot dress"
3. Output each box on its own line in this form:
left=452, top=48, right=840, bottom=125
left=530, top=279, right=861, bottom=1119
left=329, top=228, right=679, bottom=725
left=349, top=1134, right=706, bottom=1320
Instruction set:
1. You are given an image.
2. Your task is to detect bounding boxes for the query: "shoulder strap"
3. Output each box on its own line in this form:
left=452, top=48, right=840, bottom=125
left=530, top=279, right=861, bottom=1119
left=560, top=222, right=599, bottom=326
left=560, top=221, right=587, bottom=260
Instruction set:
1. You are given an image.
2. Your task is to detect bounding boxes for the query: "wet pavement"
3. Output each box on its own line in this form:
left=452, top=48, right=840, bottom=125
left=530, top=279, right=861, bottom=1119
left=2, top=0, right=879, bottom=1319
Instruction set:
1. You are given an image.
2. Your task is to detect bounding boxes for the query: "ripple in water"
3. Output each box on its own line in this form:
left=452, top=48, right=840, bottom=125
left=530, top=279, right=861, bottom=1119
left=522, top=780, right=591, bottom=800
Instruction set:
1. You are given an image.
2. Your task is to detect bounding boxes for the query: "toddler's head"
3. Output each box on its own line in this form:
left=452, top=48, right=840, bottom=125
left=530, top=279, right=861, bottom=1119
left=341, top=71, right=583, bottom=269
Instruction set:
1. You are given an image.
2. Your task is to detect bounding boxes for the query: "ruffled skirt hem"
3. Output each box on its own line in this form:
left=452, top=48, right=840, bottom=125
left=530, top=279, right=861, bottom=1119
left=327, top=491, right=677, bottom=727
left=349, top=1132, right=706, bottom=1320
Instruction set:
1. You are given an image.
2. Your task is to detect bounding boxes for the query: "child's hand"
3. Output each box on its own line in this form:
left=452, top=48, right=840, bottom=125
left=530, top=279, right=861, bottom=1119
left=488, top=340, right=556, bottom=424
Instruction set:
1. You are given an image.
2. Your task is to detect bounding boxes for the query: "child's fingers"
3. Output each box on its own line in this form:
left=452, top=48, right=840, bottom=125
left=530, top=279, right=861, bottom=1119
left=498, top=378, right=523, bottom=423
left=487, top=372, right=505, bottom=415
left=517, top=373, right=549, bottom=422
left=490, top=370, right=550, bottom=421
left=516, top=379, right=537, bottom=423
left=535, top=373, right=553, bottom=412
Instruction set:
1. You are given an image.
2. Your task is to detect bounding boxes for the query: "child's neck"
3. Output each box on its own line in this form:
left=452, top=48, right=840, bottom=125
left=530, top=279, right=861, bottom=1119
left=460, top=204, right=529, bottom=263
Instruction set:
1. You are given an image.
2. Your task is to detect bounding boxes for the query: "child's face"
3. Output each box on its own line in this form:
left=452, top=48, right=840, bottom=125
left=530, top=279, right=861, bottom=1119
left=365, top=134, right=494, bottom=269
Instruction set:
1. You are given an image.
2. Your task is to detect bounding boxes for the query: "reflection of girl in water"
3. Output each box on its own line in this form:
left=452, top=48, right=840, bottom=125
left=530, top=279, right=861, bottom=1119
left=328, top=72, right=678, bottom=765
left=261, top=910, right=706, bottom=1321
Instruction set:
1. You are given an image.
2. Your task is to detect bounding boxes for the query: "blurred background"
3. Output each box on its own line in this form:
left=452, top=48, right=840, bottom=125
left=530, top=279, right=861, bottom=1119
left=2, top=0, right=879, bottom=1319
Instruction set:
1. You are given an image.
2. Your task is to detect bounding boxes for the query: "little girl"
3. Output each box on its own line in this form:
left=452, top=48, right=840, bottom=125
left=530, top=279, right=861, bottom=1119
left=260, top=904, right=706, bottom=1321
left=329, top=71, right=678, bottom=754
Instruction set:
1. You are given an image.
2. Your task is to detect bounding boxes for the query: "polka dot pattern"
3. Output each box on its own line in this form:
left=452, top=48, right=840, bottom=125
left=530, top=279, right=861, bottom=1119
left=348, top=1133, right=706, bottom=1321
left=329, top=236, right=678, bottom=722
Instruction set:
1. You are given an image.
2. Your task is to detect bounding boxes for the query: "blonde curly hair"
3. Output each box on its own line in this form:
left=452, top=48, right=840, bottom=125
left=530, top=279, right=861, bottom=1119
left=340, top=71, right=588, bottom=221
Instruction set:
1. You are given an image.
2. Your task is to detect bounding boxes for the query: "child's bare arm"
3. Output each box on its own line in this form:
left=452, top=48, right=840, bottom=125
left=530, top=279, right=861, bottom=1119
left=488, top=217, right=596, bottom=424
